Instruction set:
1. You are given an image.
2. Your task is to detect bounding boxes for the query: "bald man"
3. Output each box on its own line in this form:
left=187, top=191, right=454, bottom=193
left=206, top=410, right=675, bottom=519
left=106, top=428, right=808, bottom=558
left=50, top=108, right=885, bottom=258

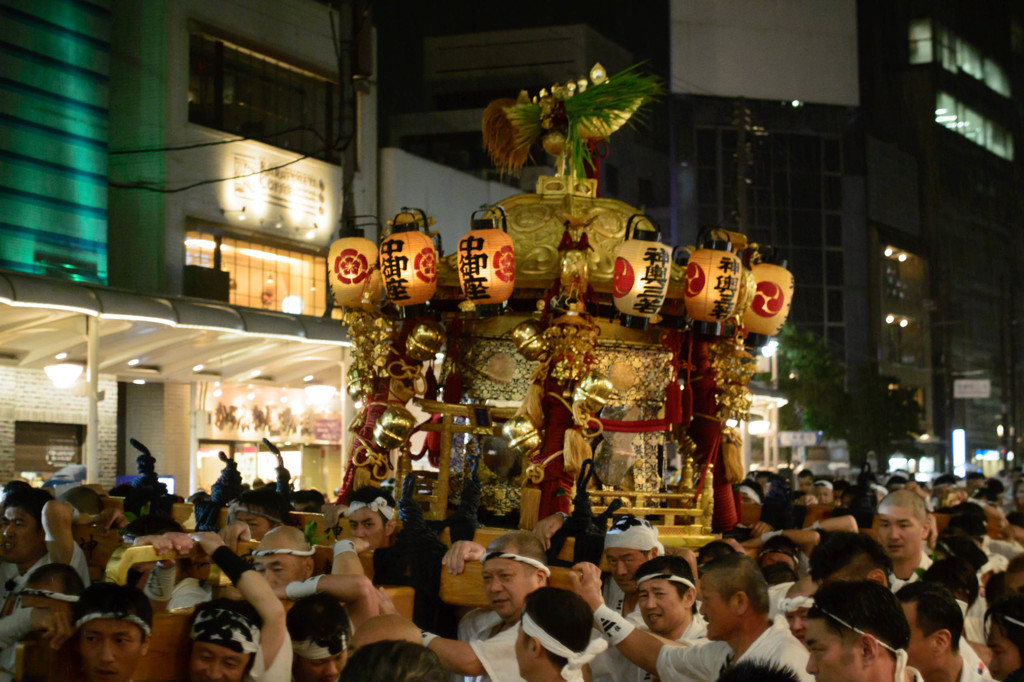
left=876, top=490, right=932, bottom=593
left=255, top=526, right=379, bottom=626
left=351, top=614, right=422, bottom=650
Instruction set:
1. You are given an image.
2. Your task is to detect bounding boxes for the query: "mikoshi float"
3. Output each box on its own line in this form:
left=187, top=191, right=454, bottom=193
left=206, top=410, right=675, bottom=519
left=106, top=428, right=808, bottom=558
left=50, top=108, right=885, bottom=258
left=327, top=63, right=794, bottom=547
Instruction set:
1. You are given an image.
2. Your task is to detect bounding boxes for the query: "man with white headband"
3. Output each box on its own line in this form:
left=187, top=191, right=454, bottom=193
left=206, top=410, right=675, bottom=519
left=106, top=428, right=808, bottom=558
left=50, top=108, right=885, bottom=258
left=805, top=580, right=923, bottom=681
left=287, top=593, right=352, bottom=682
left=812, top=480, right=835, bottom=506
left=429, top=531, right=550, bottom=681
left=778, top=579, right=817, bottom=646
left=895, top=583, right=992, bottom=682
left=254, top=525, right=378, bottom=628
left=0, top=562, right=84, bottom=677
left=188, top=531, right=290, bottom=682
left=229, top=488, right=290, bottom=541
left=612, top=556, right=706, bottom=682
left=73, top=582, right=153, bottom=682
left=515, top=587, right=607, bottom=682
left=345, top=486, right=397, bottom=551
left=572, top=552, right=812, bottom=681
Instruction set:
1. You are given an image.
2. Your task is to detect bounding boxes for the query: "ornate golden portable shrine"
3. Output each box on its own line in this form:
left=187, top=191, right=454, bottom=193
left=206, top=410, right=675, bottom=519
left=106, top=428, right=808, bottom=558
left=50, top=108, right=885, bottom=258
left=329, top=64, right=794, bottom=541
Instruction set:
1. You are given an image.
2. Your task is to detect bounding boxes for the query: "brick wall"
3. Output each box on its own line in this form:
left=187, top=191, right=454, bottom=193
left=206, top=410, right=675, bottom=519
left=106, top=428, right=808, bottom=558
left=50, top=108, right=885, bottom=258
left=124, top=382, right=192, bottom=495
left=0, top=367, right=118, bottom=487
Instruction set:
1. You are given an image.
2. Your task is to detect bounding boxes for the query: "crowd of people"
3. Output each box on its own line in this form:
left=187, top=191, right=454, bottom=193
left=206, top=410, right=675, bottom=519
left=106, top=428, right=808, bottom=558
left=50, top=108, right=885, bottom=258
left=1, top=464, right=1024, bottom=682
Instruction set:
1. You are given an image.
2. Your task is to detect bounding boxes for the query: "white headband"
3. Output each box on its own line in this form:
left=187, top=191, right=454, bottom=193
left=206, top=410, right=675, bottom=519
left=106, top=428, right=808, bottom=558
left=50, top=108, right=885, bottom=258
left=605, top=517, right=664, bottom=555
left=521, top=613, right=608, bottom=681
left=779, top=595, right=815, bottom=613
left=347, top=497, right=395, bottom=521
left=738, top=485, right=762, bottom=504
left=17, top=588, right=79, bottom=603
left=814, top=602, right=908, bottom=675
left=251, top=547, right=316, bottom=557
left=870, top=483, right=889, bottom=496
left=75, top=612, right=151, bottom=637
left=482, top=552, right=551, bottom=576
left=229, top=503, right=282, bottom=524
left=635, top=573, right=695, bottom=590
left=813, top=480, right=834, bottom=490
left=292, top=635, right=347, bottom=660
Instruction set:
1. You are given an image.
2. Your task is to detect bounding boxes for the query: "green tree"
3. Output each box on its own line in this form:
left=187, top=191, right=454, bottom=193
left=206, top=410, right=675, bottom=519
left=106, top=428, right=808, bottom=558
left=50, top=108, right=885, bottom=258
left=772, top=327, right=922, bottom=467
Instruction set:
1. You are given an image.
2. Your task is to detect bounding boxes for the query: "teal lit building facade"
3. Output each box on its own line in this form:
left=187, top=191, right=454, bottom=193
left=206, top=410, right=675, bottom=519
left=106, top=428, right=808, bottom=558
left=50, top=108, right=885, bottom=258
left=0, top=0, right=109, bottom=283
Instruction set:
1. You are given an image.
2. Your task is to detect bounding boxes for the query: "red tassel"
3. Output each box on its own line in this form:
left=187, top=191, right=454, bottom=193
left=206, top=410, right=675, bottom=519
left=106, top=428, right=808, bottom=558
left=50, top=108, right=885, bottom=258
left=444, top=369, right=462, bottom=404
left=666, top=379, right=682, bottom=425
left=558, top=228, right=574, bottom=251
left=423, top=369, right=438, bottom=401
left=576, top=232, right=591, bottom=251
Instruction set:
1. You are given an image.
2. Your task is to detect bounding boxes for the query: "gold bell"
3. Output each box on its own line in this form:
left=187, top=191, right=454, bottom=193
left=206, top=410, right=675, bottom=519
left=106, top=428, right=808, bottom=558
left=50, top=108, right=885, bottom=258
left=373, top=405, right=415, bottom=450
left=573, top=372, right=615, bottom=413
left=406, top=320, right=446, bottom=362
left=347, top=379, right=366, bottom=400
left=512, top=320, right=546, bottom=361
left=502, top=415, right=541, bottom=458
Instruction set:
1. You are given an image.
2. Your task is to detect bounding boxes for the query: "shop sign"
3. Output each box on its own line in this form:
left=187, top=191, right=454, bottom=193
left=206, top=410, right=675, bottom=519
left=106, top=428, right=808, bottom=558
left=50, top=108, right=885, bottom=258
left=953, top=378, right=990, bottom=399
left=314, top=417, right=342, bottom=442
left=208, top=386, right=342, bottom=443
left=14, top=422, right=83, bottom=472
left=778, top=430, right=819, bottom=447
left=233, top=154, right=326, bottom=218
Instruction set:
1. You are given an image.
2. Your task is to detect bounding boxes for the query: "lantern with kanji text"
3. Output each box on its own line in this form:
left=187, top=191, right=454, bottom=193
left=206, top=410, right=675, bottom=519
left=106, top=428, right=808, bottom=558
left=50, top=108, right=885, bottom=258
left=379, top=209, right=438, bottom=317
left=612, top=215, right=672, bottom=330
left=741, top=260, right=794, bottom=346
left=456, top=206, right=515, bottom=316
left=328, top=234, right=379, bottom=309
left=683, top=238, right=742, bottom=336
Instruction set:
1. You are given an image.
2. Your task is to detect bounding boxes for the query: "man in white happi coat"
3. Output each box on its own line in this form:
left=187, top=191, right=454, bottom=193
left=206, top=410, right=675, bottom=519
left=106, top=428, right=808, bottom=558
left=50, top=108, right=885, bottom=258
left=877, top=490, right=933, bottom=593
left=514, top=587, right=607, bottom=682
left=896, top=582, right=993, bottom=682
left=805, top=580, right=924, bottom=682
left=572, top=552, right=812, bottom=681
left=428, top=531, right=550, bottom=682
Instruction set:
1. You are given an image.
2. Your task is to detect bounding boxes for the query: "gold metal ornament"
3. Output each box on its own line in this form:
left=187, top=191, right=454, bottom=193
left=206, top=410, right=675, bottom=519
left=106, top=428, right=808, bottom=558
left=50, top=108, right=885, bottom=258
left=406, top=320, right=446, bottom=362
left=573, top=372, right=615, bottom=414
left=373, top=405, right=416, bottom=450
left=347, top=379, right=367, bottom=400
left=502, top=415, right=541, bottom=458
left=512, top=320, right=546, bottom=360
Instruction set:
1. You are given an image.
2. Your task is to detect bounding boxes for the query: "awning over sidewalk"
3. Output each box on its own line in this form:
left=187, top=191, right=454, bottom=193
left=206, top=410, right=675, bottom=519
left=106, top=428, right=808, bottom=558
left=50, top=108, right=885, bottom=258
left=0, top=269, right=351, bottom=387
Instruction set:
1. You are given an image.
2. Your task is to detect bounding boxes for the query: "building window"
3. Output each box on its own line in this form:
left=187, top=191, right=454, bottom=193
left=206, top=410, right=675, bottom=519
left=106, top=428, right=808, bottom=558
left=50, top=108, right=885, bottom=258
left=935, top=92, right=1014, bottom=161
left=908, top=19, right=933, bottom=64
left=188, top=33, right=339, bottom=163
left=185, top=230, right=336, bottom=317
left=911, top=20, right=1011, bottom=99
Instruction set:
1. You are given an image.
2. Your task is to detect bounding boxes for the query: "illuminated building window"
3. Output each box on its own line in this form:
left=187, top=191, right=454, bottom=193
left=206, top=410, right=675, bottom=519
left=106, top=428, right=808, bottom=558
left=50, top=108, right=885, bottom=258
left=908, top=19, right=932, bottom=64
left=185, top=230, right=337, bottom=317
left=188, top=33, right=339, bottom=164
left=910, top=20, right=1011, bottom=99
left=935, top=92, right=1014, bottom=161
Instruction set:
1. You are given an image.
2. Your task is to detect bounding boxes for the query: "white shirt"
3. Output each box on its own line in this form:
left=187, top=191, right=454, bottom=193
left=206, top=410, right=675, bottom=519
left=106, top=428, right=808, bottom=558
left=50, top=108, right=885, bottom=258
left=167, top=577, right=212, bottom=611
left=248, top=629, right=292, bottom=682
left=959, top=638, right=994, bottom=682
left=655, top=618, right=813, bottom=682
left=0, top=543, right=90, bottom=611
left=889, top=553, right=933, bottom=594
left=456, top=608, right=524, bottom=682
left=592, top=580, right=646, bottom=682
left=982, top=536, right=1024, bottom=561
left=617, top=614, right=708, bottom=682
